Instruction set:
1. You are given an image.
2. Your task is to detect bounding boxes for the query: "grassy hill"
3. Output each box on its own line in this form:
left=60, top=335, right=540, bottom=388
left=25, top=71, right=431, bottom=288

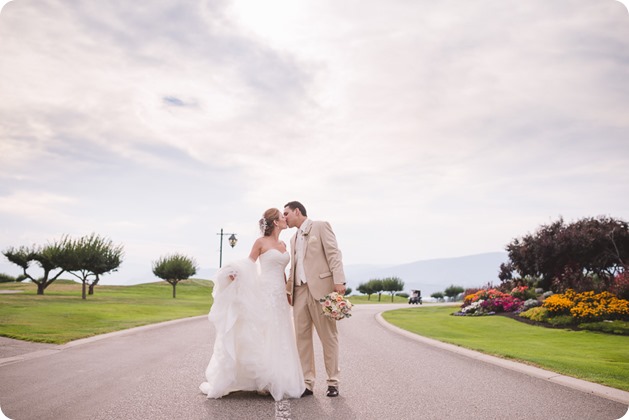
left=0, top=279, right=214, bottom=344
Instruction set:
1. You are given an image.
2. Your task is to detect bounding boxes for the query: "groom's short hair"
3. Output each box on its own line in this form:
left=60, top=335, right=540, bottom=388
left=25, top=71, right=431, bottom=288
left=285, top=201, right=307, bottom=217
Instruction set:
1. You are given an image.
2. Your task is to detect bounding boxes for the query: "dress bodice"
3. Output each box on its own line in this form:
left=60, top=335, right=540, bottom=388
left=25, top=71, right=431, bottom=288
left=258, top=249, right=290, bottom=299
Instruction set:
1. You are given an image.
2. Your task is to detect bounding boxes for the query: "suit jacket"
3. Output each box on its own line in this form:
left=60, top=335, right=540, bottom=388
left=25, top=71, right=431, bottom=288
left=286, top=220, right=346, bottom=304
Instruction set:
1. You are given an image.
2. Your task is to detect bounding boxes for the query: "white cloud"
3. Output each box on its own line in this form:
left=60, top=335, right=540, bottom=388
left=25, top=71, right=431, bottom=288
left=0, top=0, right=628, bottom=284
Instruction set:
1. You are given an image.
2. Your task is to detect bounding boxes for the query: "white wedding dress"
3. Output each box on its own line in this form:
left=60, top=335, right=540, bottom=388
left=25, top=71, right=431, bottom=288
left=200, top=250, right=305, bottom=401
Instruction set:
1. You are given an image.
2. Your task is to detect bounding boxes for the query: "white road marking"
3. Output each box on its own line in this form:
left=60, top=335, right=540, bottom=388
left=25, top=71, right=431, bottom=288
left=274, top=399, right=291, bottom=420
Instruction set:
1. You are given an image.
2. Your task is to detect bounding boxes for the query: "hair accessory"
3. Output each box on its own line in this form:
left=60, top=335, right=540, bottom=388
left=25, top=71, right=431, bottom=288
left=259, top=218, right=268, bottom=235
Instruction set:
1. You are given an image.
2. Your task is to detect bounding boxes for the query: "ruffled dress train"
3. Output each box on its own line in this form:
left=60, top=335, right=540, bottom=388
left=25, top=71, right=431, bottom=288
left=200, top=250, right=305, bottom=401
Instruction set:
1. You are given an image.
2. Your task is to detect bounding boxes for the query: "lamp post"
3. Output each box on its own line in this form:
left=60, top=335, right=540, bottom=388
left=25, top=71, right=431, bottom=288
left=217, top=228, right=238, bottom=268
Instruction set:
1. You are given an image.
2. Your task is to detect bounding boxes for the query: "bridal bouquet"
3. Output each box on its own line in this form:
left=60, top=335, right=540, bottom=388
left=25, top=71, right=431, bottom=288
left=319, top=292, right=353, bottom=321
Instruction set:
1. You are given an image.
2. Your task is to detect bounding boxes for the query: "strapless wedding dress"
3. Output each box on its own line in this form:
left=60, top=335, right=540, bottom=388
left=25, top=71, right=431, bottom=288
left=200, top=250, right=305, bottom=401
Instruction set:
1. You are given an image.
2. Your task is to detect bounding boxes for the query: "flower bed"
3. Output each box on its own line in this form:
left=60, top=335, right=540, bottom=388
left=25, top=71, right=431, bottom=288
left=542, top=289, right=629, bottom=322
left=456, top=287, right=527, bottom=316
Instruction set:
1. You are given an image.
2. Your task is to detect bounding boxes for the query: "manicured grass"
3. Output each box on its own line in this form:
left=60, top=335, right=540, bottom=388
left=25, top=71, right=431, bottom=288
left=383, top=306, right=629, bottom=391
left=0, top=279, right=213, bottom=344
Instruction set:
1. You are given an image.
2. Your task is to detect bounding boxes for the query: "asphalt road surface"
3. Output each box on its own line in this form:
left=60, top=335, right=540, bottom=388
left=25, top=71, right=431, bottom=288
left=0, top=304, right=627, bottom=420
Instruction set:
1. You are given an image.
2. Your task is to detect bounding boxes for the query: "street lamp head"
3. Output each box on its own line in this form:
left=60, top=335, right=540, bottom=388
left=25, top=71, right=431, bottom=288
left=228, top=234, right=237, bottom=248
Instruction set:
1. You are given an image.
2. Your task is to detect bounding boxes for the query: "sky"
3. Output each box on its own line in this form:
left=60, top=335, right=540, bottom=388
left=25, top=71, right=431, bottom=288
left=1, top=0, right=628, bottom=285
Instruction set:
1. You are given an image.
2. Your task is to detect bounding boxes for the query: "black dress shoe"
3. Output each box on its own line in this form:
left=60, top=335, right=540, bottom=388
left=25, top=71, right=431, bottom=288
left=326, top=386, right=339, bottom=397
left=301, top=388, right=313, bottom=397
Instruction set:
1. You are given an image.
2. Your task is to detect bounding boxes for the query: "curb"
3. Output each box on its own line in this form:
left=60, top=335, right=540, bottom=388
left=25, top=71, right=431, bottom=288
left=375, top=311, right=629, bottom=406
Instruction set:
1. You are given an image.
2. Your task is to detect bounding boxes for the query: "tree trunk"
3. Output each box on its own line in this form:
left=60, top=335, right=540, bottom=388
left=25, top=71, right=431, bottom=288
left=82, top=281, right=87, bottom=300
left=172, top=283, right=177, bottom=298
left=36, top=282, right=45, bottom=295
left=88, top=274, right=100, bottom=295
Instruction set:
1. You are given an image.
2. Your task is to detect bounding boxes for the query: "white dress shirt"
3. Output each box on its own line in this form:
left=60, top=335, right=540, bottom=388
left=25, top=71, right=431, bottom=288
left=295, top=218, right=312, bottom=285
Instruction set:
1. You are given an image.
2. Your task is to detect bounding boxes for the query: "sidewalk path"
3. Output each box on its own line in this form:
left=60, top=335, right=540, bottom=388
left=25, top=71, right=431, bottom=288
left=0, top=304, right=627, bottom=420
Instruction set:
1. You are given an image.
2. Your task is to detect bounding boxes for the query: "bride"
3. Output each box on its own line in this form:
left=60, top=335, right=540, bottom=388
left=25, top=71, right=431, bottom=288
left=200, top=208, right=305, bottom=401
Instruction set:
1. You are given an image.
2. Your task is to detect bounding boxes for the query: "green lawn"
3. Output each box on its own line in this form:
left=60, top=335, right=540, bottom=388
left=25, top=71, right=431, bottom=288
left=383, top=306, right=629, bottom=391
left=347, top=294, right=412, bottom=304
left=0, top=279, right=213, bottom=344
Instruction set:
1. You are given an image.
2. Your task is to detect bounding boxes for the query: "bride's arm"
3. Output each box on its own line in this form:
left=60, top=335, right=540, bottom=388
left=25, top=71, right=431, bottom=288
left=248, top=237, right=263, bottom=262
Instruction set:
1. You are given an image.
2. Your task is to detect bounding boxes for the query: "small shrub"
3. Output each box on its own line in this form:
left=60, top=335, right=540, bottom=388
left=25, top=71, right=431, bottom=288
left=510, top=286, right=536, bottom=300
left=543, top=294, right=574, bottom=315
left=522, top=298, right=541, bottom=310
left=547, top=315, right=575, bottom=327
left=542, top=291, right=554, bottom=299
left=578, top=321, right=629, bottom=336
left=0, top=273, right=17, bottom=283
left=520, top=307, right=549, bottom=322
left=610, top=271, right=629, bottom=300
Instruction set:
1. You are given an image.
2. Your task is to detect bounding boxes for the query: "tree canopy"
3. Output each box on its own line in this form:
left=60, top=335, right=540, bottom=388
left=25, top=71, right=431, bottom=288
left=444, top=285, right=464, bottom=301
left=504, top=216, right=629, bottom=292
left=62, top=234, right=124, bottom=299
left=381, top=277, right=405, bottom=301
left=152, top=254, right=198, bottom=298
left=3, top=240, right=74, bottom=295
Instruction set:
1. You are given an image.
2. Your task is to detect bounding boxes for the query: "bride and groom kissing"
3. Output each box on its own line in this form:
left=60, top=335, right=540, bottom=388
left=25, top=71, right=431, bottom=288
left=200, top=201, right=347, bottom=401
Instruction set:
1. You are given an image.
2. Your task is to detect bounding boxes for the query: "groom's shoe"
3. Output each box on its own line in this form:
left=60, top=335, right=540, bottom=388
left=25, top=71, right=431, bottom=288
left=301, top=388, right=313, bottom=397
left=326, top=386, right=339, bottom=397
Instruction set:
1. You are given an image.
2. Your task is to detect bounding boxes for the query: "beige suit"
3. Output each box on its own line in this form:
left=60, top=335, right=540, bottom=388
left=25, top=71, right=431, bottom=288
left=286, top=220, right=346, bottom=389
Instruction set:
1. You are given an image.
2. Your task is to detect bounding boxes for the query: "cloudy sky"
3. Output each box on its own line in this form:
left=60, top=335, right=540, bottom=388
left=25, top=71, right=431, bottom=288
left=1, top=0, right=628, bottom=284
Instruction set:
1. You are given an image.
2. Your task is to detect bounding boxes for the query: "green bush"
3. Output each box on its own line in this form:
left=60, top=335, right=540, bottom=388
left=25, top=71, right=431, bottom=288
left=547, top=315, right=575, bottom=327
left=0, top=273, right=17, bottom=283
left=578, top=321, right=629, bottom=336
left=519, top=306, right=549, bottom=322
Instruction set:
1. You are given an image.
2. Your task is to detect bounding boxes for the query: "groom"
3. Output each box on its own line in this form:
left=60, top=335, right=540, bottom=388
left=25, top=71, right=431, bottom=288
left=284, top=201, right=346, bottom=398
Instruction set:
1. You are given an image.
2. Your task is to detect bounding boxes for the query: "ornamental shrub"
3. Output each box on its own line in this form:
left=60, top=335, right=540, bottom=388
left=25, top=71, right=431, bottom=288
left=510, top=285, right=536, bottom=300
left=522, top=298, right=541, bottom=311
left=519, top=306, right=549, bottom=322
left=569, top=291, right=629, bottom=322
left=542, top=294, right=574, bottom=315
left=610, top=271, right=629, bottom=300
left=578, top=320, right=629, bottom=336
left=547, top=315, right=575, bottom=326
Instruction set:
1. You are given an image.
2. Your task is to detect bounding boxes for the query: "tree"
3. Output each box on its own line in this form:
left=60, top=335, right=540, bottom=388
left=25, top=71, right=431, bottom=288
left=505, top=216, right=629, bottom=292
left=3, top=240, right=74, bottom=295
left=381, top=277, right=405, bottom=302
left=344, top=287, right=352, bottom=296
left=357, top=282, right=374, bottom=300
left=368, top=279, right=384, bottom=301
left=431, top=291, right=445, bottom=302
left=444, top=284, right=464, bottom=301
left=152, top=254, right=198, bottom=298
left=62, top=234, right=124, bottom=299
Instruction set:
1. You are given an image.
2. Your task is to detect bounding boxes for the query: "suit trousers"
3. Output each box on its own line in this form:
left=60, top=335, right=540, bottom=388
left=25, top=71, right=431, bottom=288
left=293, top=283, right=340, bottom=389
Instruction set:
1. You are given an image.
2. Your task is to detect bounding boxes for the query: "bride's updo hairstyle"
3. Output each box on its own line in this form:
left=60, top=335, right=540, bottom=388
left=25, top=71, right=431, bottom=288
left=259, top=208, right=280, bottom=236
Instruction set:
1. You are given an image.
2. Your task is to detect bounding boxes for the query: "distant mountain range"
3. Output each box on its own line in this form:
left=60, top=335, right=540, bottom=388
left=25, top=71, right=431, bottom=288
left=343, top=252, right=509, bottom=297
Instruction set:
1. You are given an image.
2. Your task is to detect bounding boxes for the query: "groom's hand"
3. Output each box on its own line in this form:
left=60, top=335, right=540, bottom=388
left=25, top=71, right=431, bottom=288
left=334, top=284, right=346, bottom=295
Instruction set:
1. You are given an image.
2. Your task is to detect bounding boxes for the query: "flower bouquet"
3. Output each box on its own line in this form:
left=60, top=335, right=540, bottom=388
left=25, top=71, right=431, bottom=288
left=319, top=292, right=353, bottom=320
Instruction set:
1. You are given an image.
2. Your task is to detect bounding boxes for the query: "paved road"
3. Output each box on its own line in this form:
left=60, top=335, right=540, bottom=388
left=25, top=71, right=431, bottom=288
left=0, top=304, right=627, bottom=420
